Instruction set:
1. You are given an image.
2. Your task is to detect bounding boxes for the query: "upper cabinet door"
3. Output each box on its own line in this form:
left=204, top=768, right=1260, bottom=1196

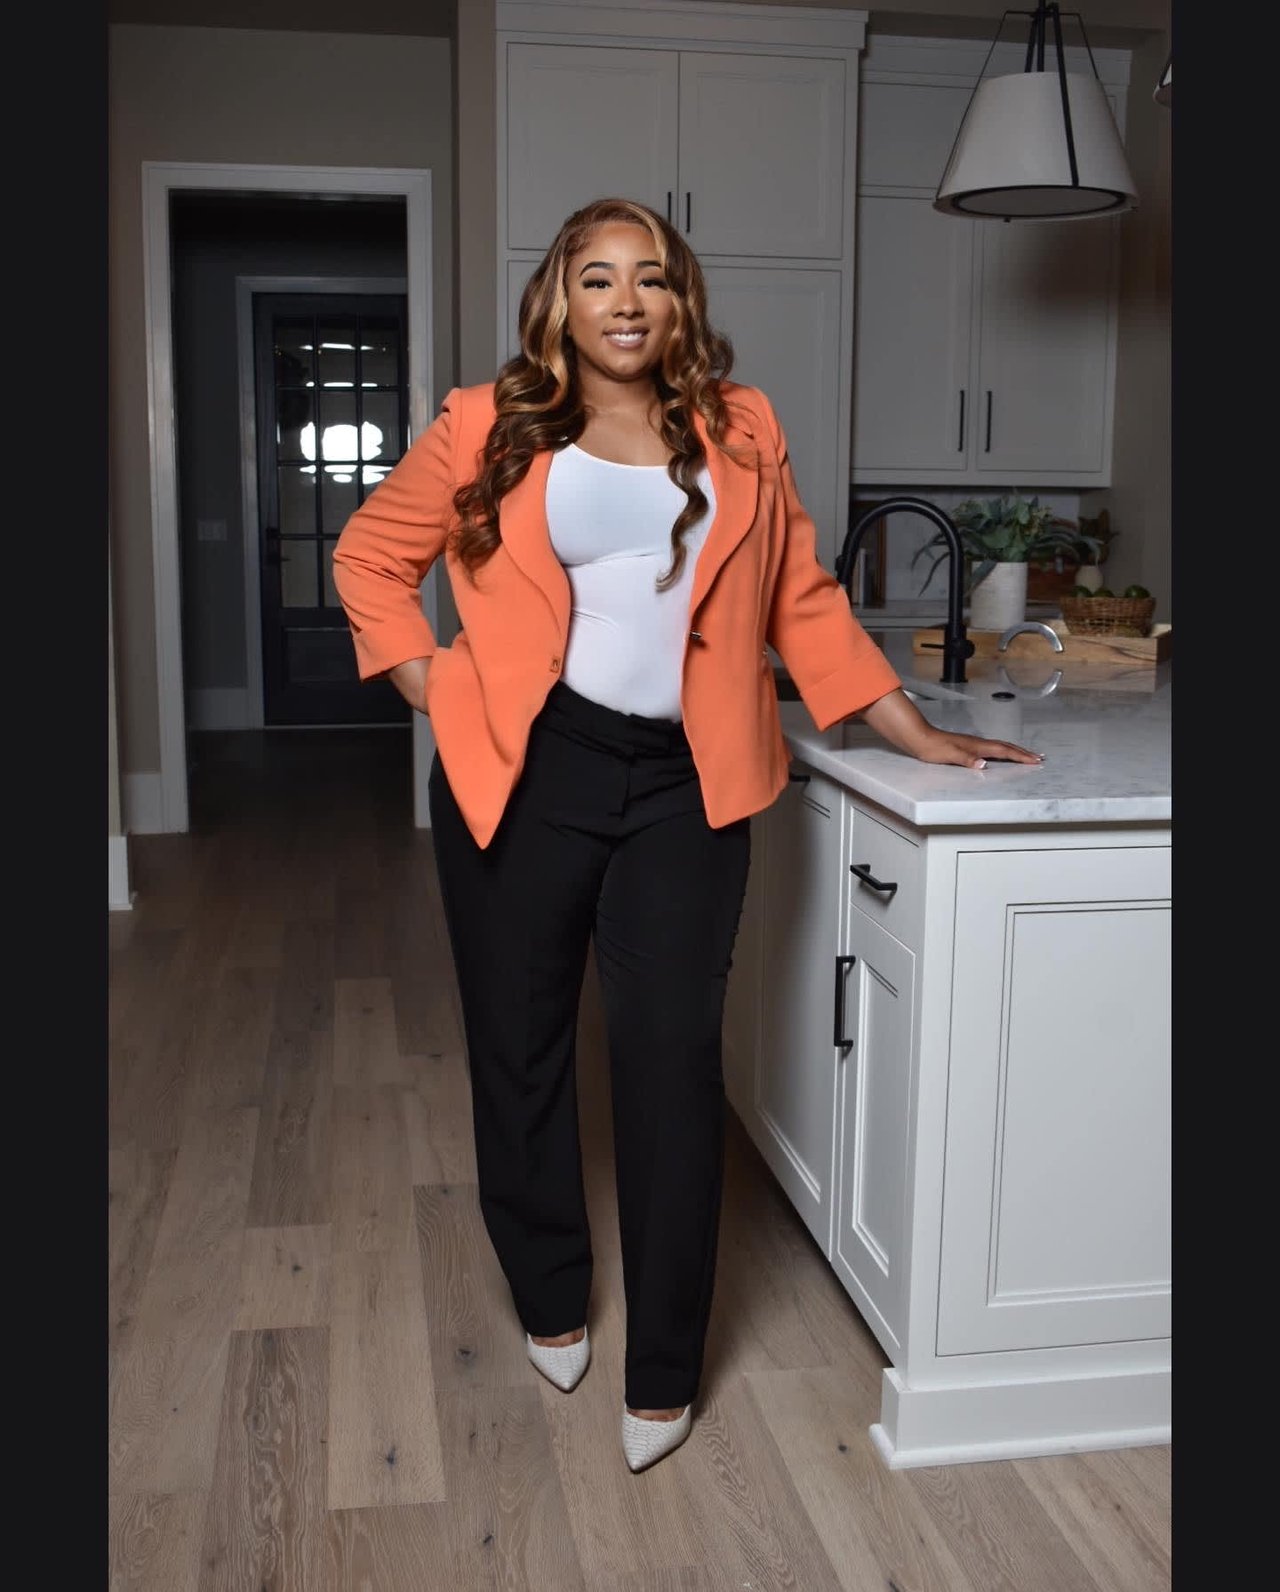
left=504, top=44, right=679, bottom=250
left=702, top=264, right=845, bottom=568
left=676, top=51, right=847, bottom=259
left=852, top=196, right=975, bottom=476
left=857, top=79, right=971, bottom=191
left=972, top=217, right=1119, bottom=478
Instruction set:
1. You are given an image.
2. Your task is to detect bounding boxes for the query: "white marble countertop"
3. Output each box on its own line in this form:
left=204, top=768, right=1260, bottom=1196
left=778, top=629, right=1171, bottom=829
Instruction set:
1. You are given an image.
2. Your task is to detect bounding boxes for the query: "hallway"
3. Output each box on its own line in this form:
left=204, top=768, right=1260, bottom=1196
left=108, top=728, right=1171, bottom=1591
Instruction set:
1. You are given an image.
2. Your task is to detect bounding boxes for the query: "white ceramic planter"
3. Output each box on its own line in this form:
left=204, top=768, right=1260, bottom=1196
left=969, top=560, right=1028, bottom=632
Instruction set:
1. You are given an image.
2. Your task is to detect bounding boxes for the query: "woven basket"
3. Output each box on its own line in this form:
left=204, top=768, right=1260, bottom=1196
left=1060, top=595, right=1156, bottom=637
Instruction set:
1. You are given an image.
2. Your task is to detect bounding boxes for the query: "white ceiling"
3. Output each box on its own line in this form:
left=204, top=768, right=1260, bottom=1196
left=106, top=0, right=458, bottom=37
left=106, top=0, right=1168, bottom=47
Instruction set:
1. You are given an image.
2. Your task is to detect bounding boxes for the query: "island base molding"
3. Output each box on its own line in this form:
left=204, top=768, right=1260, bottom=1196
left=869, top=1364, right=1171, bottom=1469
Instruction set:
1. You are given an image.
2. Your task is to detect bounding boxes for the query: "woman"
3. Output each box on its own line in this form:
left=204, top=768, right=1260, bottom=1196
left=332, top=197, right=1040, bottom=1474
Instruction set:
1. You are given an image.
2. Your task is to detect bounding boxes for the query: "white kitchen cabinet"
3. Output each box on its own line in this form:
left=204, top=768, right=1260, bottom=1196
left=496, top=0, right=868, bottom=570
left=730, top=771, right=844, bottom=1255
left=701, top=265, right=844, bottom=545
left=676, top=51, right=846, bottom=259
left=503, top=43, right=846, bottom=259
left=850, top=34, right=1131, bottom=488
left=723, top=746, right=1171, bottom=1467
left=504, top=44, right=679, bottom=249
left=831, top=901, right=916, bottom=1360
left=971, top=217, right=1119, bottom=478
left=937, top=844, right=1171, bottom=1357
left=852, top=195, right=975, bottom=475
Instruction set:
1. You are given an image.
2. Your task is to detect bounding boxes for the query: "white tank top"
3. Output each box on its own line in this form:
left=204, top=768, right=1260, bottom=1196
left=545, top=443, right=716, bottom=721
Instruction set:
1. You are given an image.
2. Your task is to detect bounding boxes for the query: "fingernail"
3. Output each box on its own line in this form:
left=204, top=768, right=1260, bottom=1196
left=974, top=759, right=986, bottom=770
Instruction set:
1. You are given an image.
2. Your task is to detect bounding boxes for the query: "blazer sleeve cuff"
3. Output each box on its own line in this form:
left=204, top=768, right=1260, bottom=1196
left=349, top=616, right=439, bottom=682
left=794, top=651, right=903, bottom=732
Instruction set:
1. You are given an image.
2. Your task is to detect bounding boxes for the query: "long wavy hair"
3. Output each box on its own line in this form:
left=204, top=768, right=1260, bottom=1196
left=451, top=197, right=736, bottom=591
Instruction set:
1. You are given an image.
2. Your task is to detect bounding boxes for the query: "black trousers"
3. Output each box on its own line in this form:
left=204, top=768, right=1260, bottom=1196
left=428, top=681, right=751, bottom=1410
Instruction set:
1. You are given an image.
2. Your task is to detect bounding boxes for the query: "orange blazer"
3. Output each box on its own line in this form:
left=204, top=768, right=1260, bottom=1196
left=332, top=381, right=901, bottom=849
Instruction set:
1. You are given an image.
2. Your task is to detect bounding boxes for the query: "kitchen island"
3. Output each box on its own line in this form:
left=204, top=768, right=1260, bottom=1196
left=724, top=631, right=1170, bottom=1468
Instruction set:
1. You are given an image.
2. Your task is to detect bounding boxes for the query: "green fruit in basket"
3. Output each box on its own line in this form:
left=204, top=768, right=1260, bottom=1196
left=1092, top=587, right=1114, bottom=598
left=1069, top=584, right=1095, bottom=597
left=1123, top=583, right=1151, bottom=598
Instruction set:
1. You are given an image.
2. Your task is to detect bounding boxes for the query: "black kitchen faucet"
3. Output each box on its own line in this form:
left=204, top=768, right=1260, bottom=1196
left=835, top=496, right=975, bottom=685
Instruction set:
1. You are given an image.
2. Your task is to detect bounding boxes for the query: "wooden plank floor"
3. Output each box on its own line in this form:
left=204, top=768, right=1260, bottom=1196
left=108, top=728, right=1171, bottom=1592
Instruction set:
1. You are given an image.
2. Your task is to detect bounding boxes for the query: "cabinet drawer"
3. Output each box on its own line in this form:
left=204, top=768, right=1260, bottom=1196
left=845, top=803, right=923, bottom=948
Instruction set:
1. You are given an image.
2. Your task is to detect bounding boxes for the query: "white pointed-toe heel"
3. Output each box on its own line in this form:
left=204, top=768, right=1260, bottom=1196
left=621, top=1403, right=692, bottom=1472
left=525, top=1327, right=590, bottom=1392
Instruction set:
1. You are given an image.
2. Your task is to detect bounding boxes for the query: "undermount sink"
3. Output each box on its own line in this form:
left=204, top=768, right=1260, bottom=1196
left=900, top=665, right=1063, bottom=704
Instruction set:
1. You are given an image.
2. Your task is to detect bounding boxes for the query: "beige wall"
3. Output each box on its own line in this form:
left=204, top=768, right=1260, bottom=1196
left=1083, top=27, right=1172, bottom=616
left=109, top=23, right=454, bottom=782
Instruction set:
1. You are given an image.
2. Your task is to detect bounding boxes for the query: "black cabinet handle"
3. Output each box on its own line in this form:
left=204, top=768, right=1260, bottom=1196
left=666, top=191, right=672, bottom=223
left=850, top=861, right=898, bottom=898
left=685, top=192, right=692, bottom=231
left=788, top=771, right=811, bottom=785
left=958, top=389, right=966, bottom=452
left=985, top=390, right=993, bottom=453
left=833, top=954, right=857, bottom=1051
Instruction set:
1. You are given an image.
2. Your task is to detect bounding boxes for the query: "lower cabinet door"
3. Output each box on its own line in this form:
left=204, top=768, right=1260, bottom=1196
left=937, top=845, right=1172, bottom=1355
left=750, top=772, right=844, bottom=1254
left=831, top=904, right=916, bottom=1358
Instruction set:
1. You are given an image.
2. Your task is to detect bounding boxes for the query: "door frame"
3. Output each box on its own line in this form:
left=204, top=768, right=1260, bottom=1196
left=234, top=274, right=409, bottom=731
left=142, top=161, right=436, bottom=832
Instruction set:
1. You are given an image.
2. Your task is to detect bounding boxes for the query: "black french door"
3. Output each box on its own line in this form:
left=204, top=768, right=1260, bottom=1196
left=254, top=292, right=411, bottom=726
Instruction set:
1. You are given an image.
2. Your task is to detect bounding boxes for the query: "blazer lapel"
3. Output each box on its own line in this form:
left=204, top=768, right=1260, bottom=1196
left=688, top=403, right=760, bottom=617
left=498, top=449, right=572, bottom=636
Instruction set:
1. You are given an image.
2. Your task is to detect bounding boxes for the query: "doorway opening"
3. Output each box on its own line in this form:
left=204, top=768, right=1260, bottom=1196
left=141, top=163, right=437, bottom=834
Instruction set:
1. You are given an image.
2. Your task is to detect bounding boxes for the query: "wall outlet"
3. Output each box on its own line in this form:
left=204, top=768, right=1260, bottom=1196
left=197, top=518, right=227, bottom=543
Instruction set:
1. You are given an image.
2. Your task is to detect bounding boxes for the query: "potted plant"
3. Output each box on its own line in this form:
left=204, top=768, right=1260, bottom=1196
left=912, top=493, right=1104, bottom=631
left=1066, top=509, right=1118, bottom=593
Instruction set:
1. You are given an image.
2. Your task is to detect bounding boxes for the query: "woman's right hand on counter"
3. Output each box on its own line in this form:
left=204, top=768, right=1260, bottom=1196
left=860, top=687, right=1042, bottom=769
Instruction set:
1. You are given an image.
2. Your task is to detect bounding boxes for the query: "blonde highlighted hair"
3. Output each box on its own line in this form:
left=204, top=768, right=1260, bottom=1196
left=451, top=197, right=735, bottom=590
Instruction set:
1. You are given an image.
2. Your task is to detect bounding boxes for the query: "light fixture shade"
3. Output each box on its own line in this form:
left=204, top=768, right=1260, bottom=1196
left=935, top=70, right=1138, bottom=219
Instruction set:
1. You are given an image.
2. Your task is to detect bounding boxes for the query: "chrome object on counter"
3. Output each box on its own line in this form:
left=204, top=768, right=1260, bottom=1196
left=997, top=620, right=1065, bottom=653
left=997, top=664, right=1063, bottom=697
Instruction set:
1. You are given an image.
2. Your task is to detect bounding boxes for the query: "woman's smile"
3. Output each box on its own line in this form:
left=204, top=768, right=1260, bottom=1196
left=564, top=221, right=676, bottom=386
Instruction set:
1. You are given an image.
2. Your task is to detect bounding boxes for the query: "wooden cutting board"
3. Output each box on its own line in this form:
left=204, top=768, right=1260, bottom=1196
left=912, top=621, right=1171, bottom=667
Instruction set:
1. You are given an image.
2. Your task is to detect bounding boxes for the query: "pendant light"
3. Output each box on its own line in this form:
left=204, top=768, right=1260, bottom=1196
left=935, top=3, right=1138, bottom=221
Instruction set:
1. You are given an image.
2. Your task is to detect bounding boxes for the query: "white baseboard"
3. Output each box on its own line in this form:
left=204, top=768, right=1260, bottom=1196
left=123, top=772, right=165, bottom=835
left=109, top=833, right=133, bottom=911
left=869, top=1364, right=1170, bottom=1468
left=190, top=686, right=255, bottom=731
